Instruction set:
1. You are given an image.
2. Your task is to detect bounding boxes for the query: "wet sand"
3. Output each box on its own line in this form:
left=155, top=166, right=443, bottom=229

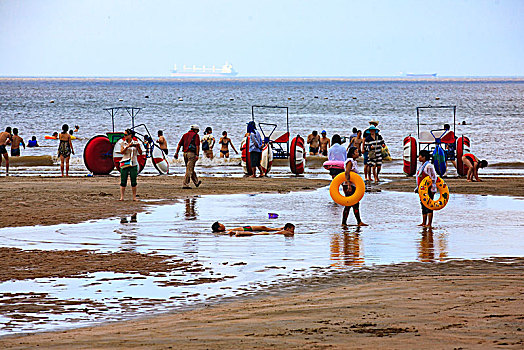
left=1, top=174, right=524, bottom=348
left=0, top=176, right=329, bottom=228
left=1, top=258, right=523, bottom=349
left=380, top=175, right=524, bottom=197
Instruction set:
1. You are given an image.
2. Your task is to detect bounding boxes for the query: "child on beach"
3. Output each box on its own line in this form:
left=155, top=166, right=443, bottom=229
left=211, top=222, right=295, bottom=236
left=416, top=150, right=437, bottom=229
left=342, top=146, right=368, bottom=227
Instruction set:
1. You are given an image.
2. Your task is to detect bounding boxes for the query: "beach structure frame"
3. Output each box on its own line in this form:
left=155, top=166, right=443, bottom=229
left=251, top=105, right=290, bottom=159
left=404, top=105, right=469, bottom=176
left=83, top=107, right=169, bottom=175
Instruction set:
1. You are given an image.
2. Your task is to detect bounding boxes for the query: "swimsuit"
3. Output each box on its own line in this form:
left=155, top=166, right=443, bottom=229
left=0, top=145, right=6, bottom=155
left=242, top=226, right=253, bottom=232
left=58, top=139, right=71, bottom=158
left=309, top=146, right=319, bottom=153
left=220, top=149, right=229, bottom=155
left=11, top=148, right=20, bottom=157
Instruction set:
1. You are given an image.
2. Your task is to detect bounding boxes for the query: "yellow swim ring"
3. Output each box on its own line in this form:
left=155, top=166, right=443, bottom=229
left=418, top=176, right=450, bottom=211
left=329, top=172, right=365, bottom=206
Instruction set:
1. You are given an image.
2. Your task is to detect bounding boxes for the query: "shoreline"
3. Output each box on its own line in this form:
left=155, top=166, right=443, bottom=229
left=2, top=175, right=523, bottom=229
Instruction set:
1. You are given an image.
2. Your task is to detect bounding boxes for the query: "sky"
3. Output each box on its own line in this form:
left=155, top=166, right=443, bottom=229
left=0, top=0, right=523, bottom=77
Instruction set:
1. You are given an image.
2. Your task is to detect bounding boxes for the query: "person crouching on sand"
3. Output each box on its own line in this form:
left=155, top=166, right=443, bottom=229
left=416, top=150, right=437, bottom=229
left=211, top=222, right=295, bottom=236
left=342, top=146, right=368, bottom=227
left=461, top=153, right=488, bottom=182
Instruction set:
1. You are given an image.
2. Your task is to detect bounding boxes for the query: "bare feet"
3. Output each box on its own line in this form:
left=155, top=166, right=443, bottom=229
left=417, top=223, right=426, bottom=226
left=357, top=222, right=369, bottom=226
left=119, top=198, right=124, bottom=201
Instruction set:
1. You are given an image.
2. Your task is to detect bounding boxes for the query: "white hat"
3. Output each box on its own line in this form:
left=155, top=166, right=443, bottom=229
left=190, top=124, right=200, bottom=130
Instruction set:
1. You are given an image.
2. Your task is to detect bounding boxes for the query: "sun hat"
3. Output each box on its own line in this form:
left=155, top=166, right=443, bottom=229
left=369, top=125, right=377, bottom=131
left=190, top=124, right=200, bottom=130
left=369, top=120, right=379, bottom=126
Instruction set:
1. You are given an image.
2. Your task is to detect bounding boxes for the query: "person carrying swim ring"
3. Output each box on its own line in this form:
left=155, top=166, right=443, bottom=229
left=416, top=150, right=437, bottom=229
left=342, top=146, right=368, bottom=227
left=461, top=153, right=488, bottom=182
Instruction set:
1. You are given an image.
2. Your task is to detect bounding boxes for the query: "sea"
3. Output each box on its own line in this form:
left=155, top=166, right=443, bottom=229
left=1, top=77, right=523, bottom=176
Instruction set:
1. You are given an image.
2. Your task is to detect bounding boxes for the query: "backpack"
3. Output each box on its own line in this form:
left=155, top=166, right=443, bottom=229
left=202, top=139, right=209, bottom=151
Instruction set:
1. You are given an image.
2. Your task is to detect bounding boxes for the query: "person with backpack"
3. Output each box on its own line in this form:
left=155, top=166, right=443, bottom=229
left=174, top=125, right=202, bottom=189
left=201, top=126, right=215, bottom=159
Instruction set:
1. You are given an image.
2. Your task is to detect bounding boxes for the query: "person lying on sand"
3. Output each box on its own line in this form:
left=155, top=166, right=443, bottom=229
left=211, top=222, right=295, bottom=236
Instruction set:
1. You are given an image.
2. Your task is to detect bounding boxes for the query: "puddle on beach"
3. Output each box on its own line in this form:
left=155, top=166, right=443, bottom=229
left=1, top=188, right=523, bottom=335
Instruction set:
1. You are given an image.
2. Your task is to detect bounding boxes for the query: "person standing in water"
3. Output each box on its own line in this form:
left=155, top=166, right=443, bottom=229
left=0, top=127, right=12, bottom=175
left=10, top=128, right=25, bottom=157
left=416, top=150, right=437, bottom=229
left=157, top=130, right=168, bottom=155
left=27, top=136, right=39, bottom=147
left=342, top=146, right=368, bottom=227
left=462, top=153, right=488, bottom=182
left=364, top=125, right=385, bottom=183
left=247, top=121, right=264, bottom=177
left=319, top=130, right=331, bottom=156
left=327, top=134, right=347, bottom=178
left=201, top=127, right=215, bottom=159
left=307, top=130, right=320, bottom=155
left=119, top=129, right=142, bottom=201
left=58, top=124, right=74, bottom=177
left=219, top=131, right=238, bottom=158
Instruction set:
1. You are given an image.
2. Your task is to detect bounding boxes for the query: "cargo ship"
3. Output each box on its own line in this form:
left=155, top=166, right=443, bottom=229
left=405, top=73, right=437, bottom=77
left=170, top=62, right=238, bottom=77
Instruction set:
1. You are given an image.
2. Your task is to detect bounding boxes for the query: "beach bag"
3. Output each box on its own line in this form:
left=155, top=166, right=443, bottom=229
left=381, top=145, right=392, bottom=161
left=120, top=159, right=132, bottom=168
left=368, top=150, right=376, bottom=159
left=202, top=139, right=209, bottom=151
left=188, top=133, right=197, bottom=152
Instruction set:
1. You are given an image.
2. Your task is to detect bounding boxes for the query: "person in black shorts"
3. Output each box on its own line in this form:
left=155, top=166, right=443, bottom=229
left=0, top=127, right=12, bottom=175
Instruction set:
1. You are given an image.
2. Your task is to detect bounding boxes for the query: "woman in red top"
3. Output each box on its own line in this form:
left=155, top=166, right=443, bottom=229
left=461, top=153, right=488, bottom=182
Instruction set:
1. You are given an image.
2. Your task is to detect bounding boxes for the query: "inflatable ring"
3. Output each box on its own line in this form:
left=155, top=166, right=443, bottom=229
left=418, top=176, right=450, bottom=211
left=329, top=172, right=365, bottom=206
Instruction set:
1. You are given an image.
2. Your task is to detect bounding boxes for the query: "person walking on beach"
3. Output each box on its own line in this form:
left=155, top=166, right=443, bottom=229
left=219, top=131, right=238, bottom=158
left=462, top=153, right=488, bottom=182
left=364, top=125, right=385, bottom=183
left=11, top=128, right=25, bottom=157
left=58, top=124, right=74, bottom=177
left=327, top=134, right=347, bottom=178
left=201, top=127, right=215, bottom=159
left=246, top=121, right=264, bottom=177
left=416, top=150, right=437, bottom=229
left=307, top=130, right=320, bottom=155
left=0, top=127, right=12, bottom=175
left=157, top=130, right=168, bottom=155
left=119, top=129, right=142, bottom=201
left=319, top=130, right=330, bottom=156
left=175, top=125, right=202, bottom=189
left=349, top=130, right=363, bottom=155
left=342, top=146, right=368, bottom=227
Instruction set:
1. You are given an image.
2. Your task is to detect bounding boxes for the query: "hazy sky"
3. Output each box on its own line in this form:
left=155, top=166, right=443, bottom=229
left=1, top=0, right=523, bottom=77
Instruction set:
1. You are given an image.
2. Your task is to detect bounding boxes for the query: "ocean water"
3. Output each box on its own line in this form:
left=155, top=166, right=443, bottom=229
left=1, top=77, right=523, bottom=176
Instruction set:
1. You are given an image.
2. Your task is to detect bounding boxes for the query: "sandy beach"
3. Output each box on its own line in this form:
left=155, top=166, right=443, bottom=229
left=1, top=174, right=523, bottom=348
left=1, top=258, right=523, bottom=349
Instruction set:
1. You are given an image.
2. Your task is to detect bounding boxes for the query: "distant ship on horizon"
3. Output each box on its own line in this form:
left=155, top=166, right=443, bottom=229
left=170, top=62, right=238, bottom=77
left=404, top=72, right=437, bottom=77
